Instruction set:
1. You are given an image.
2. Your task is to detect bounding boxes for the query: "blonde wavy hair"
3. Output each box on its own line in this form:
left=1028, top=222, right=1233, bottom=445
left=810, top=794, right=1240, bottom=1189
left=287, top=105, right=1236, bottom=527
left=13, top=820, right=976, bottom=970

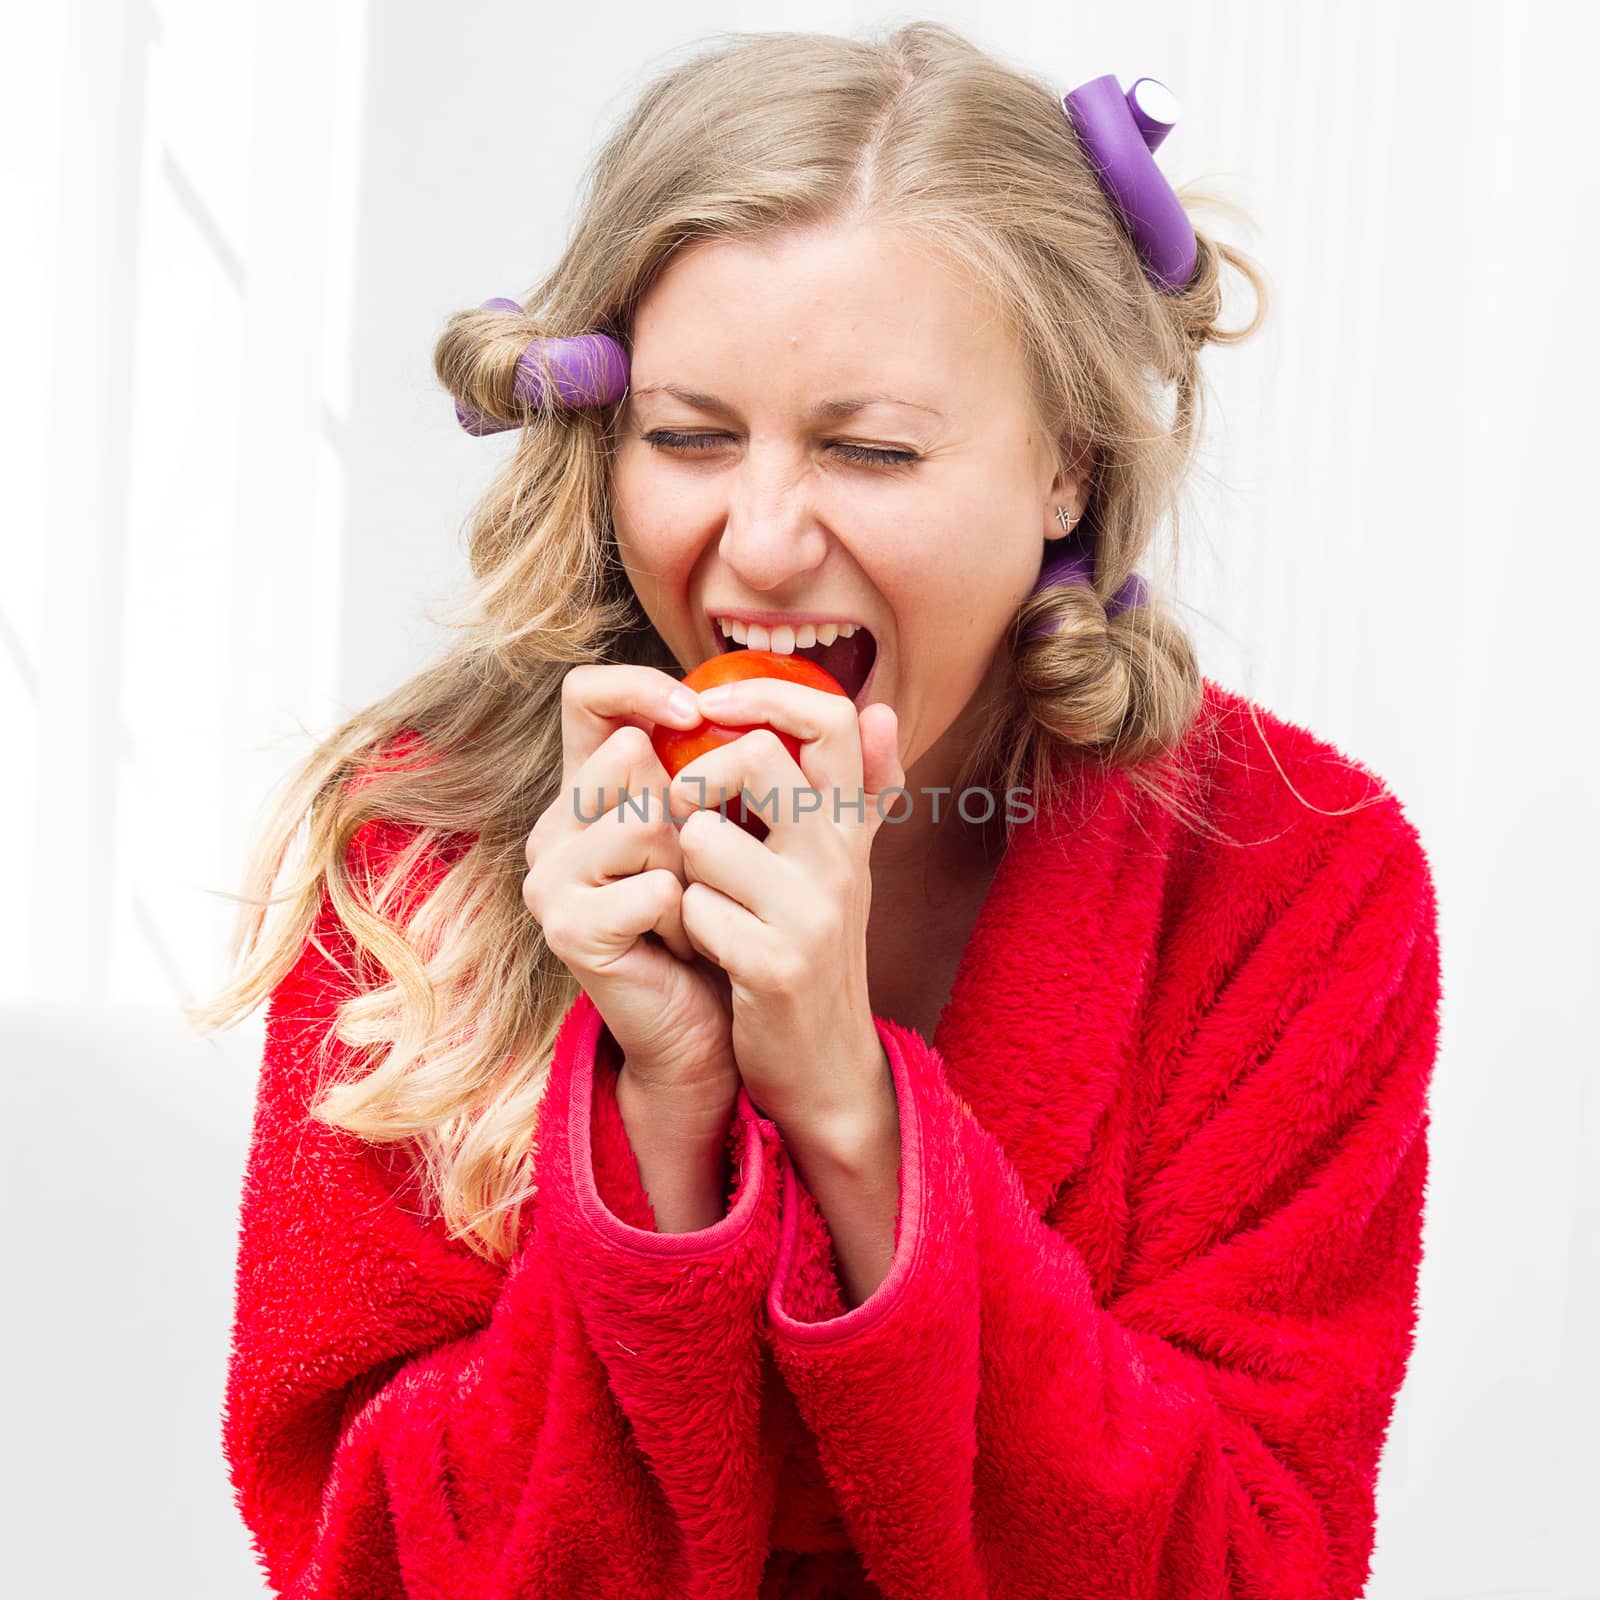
left=189, top=21, right=1273, bottom=1266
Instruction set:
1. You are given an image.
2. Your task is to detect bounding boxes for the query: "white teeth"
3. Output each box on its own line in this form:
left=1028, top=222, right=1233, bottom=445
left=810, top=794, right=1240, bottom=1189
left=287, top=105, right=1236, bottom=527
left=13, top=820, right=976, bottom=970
left=713, top=615, right=862, bottom=654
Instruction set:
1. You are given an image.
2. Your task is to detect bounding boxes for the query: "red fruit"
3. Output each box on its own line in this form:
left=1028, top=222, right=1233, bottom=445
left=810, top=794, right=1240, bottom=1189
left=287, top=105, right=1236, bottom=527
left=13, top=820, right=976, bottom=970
left=652, top=649, right=851, bottom=838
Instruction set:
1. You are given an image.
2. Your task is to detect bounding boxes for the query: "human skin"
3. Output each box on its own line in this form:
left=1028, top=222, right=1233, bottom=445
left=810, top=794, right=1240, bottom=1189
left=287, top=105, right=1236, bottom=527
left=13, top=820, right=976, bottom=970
left=605, top=221, right=1089, bottom=1292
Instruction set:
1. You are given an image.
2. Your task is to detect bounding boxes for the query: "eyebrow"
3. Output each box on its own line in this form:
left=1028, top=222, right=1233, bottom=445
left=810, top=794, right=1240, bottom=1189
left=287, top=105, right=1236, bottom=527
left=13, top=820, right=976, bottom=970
left=628, top=383, right=947, bottom=422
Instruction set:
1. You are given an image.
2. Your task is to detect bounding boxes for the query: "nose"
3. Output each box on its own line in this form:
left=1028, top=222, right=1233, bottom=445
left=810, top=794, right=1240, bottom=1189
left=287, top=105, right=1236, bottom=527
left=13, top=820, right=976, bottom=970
left=715, top=444, right=829, bottom=593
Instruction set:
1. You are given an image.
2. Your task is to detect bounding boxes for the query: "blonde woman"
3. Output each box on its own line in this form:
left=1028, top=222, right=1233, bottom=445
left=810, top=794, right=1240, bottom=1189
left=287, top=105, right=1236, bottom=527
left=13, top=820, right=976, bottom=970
left=196, top=23, right=1441, bottom=1599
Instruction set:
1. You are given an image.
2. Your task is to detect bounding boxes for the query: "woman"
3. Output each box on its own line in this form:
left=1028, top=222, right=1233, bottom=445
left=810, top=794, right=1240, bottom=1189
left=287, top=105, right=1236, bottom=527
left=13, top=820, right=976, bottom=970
left=195, top=23, right=1441, bottom=1599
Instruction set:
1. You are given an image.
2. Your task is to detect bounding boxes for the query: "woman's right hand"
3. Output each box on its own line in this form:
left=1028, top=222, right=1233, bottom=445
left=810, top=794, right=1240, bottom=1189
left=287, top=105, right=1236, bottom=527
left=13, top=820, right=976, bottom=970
left=524, top=664, right=740, bottom=1135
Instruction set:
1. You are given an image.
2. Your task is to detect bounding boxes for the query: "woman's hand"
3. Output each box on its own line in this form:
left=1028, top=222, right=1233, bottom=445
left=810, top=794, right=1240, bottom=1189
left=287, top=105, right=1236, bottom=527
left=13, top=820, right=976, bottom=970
left=523, top=665, right=740, bottom=1132
left=666, top=680, right=905, bottom=1146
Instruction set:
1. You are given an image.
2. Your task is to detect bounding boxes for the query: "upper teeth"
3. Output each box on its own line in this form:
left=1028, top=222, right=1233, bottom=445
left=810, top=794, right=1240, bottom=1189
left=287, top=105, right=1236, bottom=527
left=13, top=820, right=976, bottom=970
left=715, top=616, right=859, bottom=653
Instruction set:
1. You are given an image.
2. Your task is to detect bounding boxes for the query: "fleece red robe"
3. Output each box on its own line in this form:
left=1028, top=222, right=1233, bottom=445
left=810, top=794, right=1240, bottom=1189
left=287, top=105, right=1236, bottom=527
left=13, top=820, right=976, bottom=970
left=222, top=677, right=1442, bottom=1600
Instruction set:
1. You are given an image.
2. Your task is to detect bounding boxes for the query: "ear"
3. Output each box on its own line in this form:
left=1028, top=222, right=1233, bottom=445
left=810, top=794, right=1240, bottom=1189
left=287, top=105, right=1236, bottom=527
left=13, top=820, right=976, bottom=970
left=1043, top=433, right=1096, bottom=544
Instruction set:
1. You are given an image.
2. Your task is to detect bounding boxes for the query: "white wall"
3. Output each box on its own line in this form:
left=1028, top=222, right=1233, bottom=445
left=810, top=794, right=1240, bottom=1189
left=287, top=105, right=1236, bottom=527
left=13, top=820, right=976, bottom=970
left=2, top=0, right=1594, bottom=1594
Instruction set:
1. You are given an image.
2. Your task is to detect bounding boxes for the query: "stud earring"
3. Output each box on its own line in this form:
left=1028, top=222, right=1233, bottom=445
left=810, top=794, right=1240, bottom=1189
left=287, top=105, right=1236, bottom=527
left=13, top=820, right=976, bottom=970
left=1054, top=505, right=1078, bottom=533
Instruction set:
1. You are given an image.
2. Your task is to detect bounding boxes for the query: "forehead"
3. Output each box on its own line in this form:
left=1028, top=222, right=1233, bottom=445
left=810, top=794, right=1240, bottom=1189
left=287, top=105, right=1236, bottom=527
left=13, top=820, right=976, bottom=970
left=628, top=223, right=1024, bottom=411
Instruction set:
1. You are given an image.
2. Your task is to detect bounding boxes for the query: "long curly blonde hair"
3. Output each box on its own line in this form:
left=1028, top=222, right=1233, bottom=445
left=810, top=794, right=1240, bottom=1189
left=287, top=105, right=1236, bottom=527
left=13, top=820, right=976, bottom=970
left=189, top=21, right=1271, bottom=1265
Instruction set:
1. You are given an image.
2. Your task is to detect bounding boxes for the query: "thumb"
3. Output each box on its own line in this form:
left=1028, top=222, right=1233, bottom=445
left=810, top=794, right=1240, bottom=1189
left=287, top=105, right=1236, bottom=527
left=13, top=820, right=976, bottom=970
left=859, top=702, right=906, bottom=822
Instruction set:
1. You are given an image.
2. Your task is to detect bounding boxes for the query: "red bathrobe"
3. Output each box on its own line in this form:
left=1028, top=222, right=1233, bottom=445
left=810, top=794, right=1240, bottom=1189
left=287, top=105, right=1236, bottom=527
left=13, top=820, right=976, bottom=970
left=222, top=677, right=1442, bottom=1599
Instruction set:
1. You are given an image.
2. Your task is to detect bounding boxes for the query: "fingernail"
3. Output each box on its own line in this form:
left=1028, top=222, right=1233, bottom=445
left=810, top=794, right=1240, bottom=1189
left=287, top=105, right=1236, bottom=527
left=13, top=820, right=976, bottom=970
left=667, top=688, right=700, bottom=723
left=698, top=684, right=732, bottom=709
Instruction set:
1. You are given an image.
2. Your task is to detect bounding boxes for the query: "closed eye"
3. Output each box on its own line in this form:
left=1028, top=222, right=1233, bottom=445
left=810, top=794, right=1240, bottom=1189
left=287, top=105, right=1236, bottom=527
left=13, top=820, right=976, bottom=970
left=641, top=430, right=919, bottom=468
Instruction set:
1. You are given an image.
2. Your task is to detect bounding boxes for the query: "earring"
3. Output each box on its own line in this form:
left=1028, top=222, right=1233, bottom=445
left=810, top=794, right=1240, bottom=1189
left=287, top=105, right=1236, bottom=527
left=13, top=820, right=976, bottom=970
left=1054, top=505, right=1078, bottom=533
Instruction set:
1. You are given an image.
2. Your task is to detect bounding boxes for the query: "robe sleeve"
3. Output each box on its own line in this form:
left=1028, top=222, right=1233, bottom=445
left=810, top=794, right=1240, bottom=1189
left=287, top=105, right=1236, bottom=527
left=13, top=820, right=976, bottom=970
left=763, top=821, right=1441, bottom=1600
left=222, top=821, right=786, bottom=1600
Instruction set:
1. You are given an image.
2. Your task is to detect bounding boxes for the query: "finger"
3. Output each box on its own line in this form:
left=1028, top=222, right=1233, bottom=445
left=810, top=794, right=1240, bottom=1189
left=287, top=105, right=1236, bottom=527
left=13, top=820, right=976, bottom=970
left=558, top=724, right=675, bottom=846
left=667, top=730, right=788, bottom=836
left=559, top=663, right=701, bottom=794
left=531, top=724, right=692, bottom=958
left=693, top=678, right=862, bottom=797
left=623, top=870, right=698, bottom=968
left=857, top=702, right=906, bottom=816
left=575, top=868, right=688, bottom=969
left=575, top=794, right=697, bottom=961
left=671, top=723, right=859, bottom=846
left=676, top=805, right=777, bottom=919
left=678, top=877, right=747, bottom=977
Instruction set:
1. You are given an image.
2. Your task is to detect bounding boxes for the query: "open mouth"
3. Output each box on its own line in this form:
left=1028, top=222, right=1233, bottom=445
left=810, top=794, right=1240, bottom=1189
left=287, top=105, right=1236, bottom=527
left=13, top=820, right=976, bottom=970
left=715, top=622, right=879, bottom=705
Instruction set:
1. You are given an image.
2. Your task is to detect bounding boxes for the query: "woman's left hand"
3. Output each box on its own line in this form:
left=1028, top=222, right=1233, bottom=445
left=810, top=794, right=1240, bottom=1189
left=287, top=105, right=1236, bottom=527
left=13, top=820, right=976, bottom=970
left=666, top=680, right=905, bottom=1148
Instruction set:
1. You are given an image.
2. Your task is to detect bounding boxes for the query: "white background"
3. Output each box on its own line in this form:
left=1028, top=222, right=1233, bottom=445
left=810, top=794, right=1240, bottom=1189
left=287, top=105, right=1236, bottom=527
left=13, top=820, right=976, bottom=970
left=2, top=1, right=1595, bottom=1595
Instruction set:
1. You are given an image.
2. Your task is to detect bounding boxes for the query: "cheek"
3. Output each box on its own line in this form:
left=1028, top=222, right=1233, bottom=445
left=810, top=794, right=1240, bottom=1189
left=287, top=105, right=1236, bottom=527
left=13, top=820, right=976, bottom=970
left=930, top=482, right=1043, bottom=610
left=886, top=494, right=1033, bottom=669
left=875, top=491, right=1013, bottom=607
left=611, top=459, right=703, bottom=583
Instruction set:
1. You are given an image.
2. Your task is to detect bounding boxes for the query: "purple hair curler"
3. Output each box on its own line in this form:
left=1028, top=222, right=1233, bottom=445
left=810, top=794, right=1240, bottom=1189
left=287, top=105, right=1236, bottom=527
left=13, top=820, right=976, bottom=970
left=454, top=297, right=631, bottom=435
left=1025, top=536, right=1148, bottom=640
left=1061, top=74, right=1199, bottom=295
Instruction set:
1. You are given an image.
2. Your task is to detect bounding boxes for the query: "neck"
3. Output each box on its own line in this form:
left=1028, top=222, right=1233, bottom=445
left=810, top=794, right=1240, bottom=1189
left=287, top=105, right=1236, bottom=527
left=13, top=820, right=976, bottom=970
left=870, top=661, right=1011, bottom=908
